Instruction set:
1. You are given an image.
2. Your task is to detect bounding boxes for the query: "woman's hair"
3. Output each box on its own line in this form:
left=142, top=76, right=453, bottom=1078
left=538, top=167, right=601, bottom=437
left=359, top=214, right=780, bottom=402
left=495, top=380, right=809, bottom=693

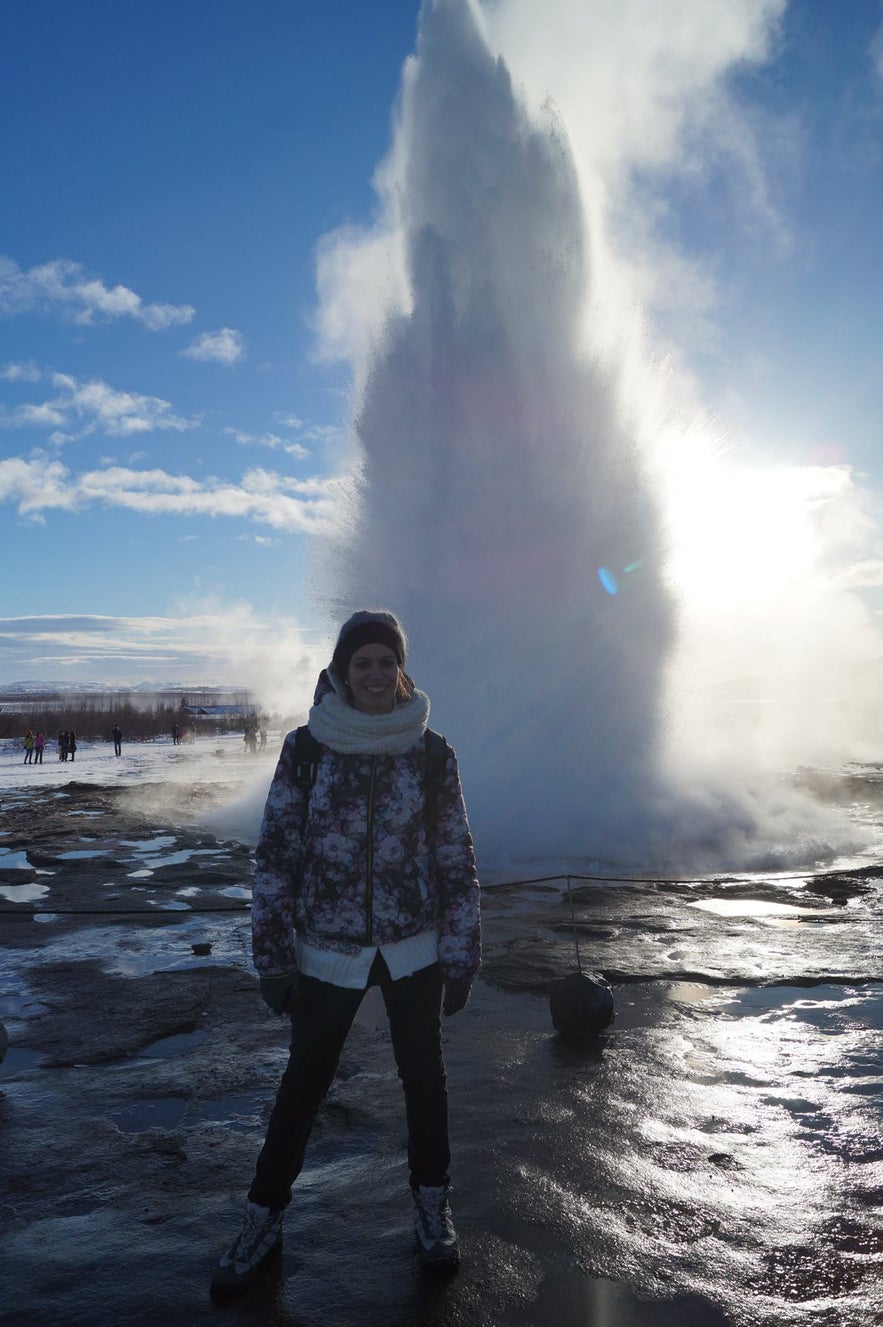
left=395, top=671, right=413, bottom=702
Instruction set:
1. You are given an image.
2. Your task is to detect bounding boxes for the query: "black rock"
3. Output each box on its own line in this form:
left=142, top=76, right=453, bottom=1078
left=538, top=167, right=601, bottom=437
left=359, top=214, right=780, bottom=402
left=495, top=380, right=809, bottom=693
left=548, top=969, right=615, bottom=1036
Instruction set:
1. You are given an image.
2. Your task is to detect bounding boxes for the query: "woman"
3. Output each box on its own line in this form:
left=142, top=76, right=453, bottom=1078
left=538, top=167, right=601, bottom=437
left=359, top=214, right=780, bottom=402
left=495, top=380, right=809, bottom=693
left=212, top=610, right=481, bottom=1295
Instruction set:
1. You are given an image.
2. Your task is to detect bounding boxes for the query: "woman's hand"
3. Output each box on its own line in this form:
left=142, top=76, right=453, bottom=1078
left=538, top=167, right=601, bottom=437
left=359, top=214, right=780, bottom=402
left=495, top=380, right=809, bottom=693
left=259, top=972, right=299, bottom=1014
left=443, top=976, right=472, bottom=1017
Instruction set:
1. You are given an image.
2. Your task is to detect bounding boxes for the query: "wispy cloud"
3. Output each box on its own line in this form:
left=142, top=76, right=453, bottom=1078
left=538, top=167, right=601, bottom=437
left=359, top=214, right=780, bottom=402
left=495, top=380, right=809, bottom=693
left=0, top=368, right=197, bottom=439
left=0, top=257, right=195, bottom=329
left=224, top=427, right=310, bottom=459
left=0, top=609, right=329, bottom=704
left=182, top=327, right=246, bottom=364
left=1, top=361, right=42, bottom=383
left=0, top=612, right=261, bottom=680
left=0, top=455, right=342, bottom=532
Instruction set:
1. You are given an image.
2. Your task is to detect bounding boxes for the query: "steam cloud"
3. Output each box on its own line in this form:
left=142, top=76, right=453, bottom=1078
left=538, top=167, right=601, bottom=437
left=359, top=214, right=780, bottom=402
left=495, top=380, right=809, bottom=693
left=313, top=0, right=883, bottom=869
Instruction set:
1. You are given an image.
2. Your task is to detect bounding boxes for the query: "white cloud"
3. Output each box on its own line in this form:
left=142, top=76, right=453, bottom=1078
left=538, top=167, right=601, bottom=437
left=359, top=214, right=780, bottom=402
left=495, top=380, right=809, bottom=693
left=0, top=257, right=195, bottom=329
left=0, top=455, right=342, bottom=532
left=0, top=609, right=330, bottom=711
left=182, top=327, right=246, bottom=364
left=0, top=371, right=197, bottom=439
left=1, top=360, right=41, bottom=382
left=273, top=412, right=303, bottom=429
left=224, top=427, right=310, bottom=458
left=6, top=402, right=68, bottom=428
left=0, top=456, right=78, bottom=516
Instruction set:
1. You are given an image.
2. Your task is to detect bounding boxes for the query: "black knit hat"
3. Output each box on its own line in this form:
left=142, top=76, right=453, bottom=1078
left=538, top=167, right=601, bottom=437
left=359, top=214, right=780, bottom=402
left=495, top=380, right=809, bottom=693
left=330, top=609, right=407, bottom=682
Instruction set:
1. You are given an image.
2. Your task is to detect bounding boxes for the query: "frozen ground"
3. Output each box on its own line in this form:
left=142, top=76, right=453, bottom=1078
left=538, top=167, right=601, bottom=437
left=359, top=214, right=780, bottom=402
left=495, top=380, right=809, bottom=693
left=0, top=750, right=881, bottom=1326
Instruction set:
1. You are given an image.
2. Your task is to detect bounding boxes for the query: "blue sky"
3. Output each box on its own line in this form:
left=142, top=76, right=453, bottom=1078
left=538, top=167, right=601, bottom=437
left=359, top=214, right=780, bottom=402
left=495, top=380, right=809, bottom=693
left=2, top=0, right=883, bottom=695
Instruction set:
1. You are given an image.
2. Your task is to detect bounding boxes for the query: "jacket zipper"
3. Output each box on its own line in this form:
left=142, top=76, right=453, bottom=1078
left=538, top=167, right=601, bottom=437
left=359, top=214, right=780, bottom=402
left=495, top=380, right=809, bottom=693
left=365, top=755, right=377, bottom=945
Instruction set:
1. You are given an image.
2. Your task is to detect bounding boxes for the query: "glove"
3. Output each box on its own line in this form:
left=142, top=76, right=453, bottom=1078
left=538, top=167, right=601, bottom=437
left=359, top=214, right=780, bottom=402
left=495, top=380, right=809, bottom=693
left=259, top=972, right=298, bottom=1015
left=443, top=976, right=472, bottom=1018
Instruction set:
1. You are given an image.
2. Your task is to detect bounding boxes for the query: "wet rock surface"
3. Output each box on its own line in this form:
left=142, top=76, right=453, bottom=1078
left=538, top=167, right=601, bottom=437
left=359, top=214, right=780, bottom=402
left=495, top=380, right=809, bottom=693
left=1, top=764, right=882, bottom=1326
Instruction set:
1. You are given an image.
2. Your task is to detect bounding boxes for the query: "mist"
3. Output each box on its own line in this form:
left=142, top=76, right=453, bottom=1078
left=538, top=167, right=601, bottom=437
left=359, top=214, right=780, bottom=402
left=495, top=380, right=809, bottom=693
left=309, top=0, right=883, bottom=869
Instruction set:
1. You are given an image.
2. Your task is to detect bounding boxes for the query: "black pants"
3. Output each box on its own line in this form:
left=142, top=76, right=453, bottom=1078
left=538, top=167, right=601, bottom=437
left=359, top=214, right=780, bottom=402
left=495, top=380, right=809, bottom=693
left=249, top=957, right=450, bottom=1209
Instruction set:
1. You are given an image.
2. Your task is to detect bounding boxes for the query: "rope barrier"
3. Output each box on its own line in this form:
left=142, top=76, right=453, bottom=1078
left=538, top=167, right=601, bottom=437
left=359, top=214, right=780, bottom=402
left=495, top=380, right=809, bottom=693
left=0, top=860, right=874, bottom=921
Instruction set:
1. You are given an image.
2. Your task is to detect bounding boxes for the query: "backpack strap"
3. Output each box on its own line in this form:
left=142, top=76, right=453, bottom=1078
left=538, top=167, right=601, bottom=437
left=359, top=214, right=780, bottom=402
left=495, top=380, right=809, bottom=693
left=423, top=728, right=451, bottom=834
left=292, top=725, right=322, bottom=793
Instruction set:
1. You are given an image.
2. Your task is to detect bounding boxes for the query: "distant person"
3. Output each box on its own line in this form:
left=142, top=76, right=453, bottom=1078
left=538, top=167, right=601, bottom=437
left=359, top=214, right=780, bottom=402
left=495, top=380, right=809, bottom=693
left=68, top=730, right=77, bottom=762
left=112, top=724, right=123, bottom=757
left=23, top=730, right=35, bottom=764
left=172, top=722, right=180, bottom=746
left=34, top=732, right=45, bottom=765
left=212, top=609, right=481, bottom=1295
left=58, top=731, right=68, bottom=761
left=259, top=728, right=268, bottom=752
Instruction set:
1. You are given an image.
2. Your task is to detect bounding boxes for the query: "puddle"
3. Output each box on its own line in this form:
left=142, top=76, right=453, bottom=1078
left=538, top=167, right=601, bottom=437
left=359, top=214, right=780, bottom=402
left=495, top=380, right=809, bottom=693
left=135, top=1030, right=205, bottom=1059
left=127, top=869, right=155, bottom=879
left=108, top=1097, right=188, bottom=1133
left=0, top=882, right=51, bottom=903
left=0, top=849, right=32, bottom=870
left=141, top=850, right=217, bottom=869
left=121, top=837, right=176, bottom=851
left=33, top=912, right=58, bottom=923
left=149, top=900, right=192, bottom=911
left=56, top=850, right=104, bottom=860
left=191, top=1094, right=264, bottom=1132
left=219, top=885, right=250, bottom=900
left=690, top=898, right=812, bottom=918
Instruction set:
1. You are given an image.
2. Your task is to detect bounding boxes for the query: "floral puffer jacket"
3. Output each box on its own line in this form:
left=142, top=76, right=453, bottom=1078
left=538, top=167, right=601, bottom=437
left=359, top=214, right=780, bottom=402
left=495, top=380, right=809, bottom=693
left=251, top=731, right=481, bottom=982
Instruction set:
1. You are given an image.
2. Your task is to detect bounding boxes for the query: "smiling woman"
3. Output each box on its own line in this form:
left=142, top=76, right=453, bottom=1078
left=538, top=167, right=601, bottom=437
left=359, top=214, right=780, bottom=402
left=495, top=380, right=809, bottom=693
left=213, top=606, right=481, bottom=1293
left=345, top=642, right=405, bottom=713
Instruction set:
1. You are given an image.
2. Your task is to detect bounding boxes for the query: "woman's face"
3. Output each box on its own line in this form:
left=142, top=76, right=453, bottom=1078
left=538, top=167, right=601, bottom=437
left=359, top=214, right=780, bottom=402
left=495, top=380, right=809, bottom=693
left=347, top=642, right=401, bottom=714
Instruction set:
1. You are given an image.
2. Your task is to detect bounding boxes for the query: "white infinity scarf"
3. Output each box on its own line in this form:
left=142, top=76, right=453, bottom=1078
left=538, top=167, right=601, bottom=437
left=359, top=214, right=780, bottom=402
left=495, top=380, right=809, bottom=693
left=308, top=688, right=430, bottom=755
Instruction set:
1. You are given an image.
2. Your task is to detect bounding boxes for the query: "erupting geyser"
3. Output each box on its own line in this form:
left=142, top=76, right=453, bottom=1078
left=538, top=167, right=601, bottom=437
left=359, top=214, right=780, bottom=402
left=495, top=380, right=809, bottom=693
left=319, top=0, right=671, bottom=864
left=315, top=0, right=879, bottom=869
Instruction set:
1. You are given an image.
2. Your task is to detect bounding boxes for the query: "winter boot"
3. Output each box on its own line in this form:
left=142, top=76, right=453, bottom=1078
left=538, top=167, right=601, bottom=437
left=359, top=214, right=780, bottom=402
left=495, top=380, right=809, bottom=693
left=413, top=1183, right=460, bottom=1270
left=211, top=1199, right=283, bottom=1295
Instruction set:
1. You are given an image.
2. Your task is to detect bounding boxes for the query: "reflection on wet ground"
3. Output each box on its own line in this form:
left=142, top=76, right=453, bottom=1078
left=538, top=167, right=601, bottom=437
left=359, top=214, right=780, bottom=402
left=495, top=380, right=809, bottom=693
left=0, top=764, right=881, bottom=1325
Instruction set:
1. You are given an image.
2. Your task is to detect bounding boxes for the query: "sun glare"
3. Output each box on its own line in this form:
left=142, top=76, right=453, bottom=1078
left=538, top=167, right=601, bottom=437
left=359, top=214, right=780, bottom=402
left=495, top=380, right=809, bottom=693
left=659, top=441, right=851, bottom=610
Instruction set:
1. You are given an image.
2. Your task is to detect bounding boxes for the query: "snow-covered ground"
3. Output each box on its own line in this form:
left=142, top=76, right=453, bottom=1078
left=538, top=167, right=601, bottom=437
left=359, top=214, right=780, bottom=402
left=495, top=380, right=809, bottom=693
left=0, top=732, right=274, bottom=793
left=0, top=732, right=281, bottom=848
